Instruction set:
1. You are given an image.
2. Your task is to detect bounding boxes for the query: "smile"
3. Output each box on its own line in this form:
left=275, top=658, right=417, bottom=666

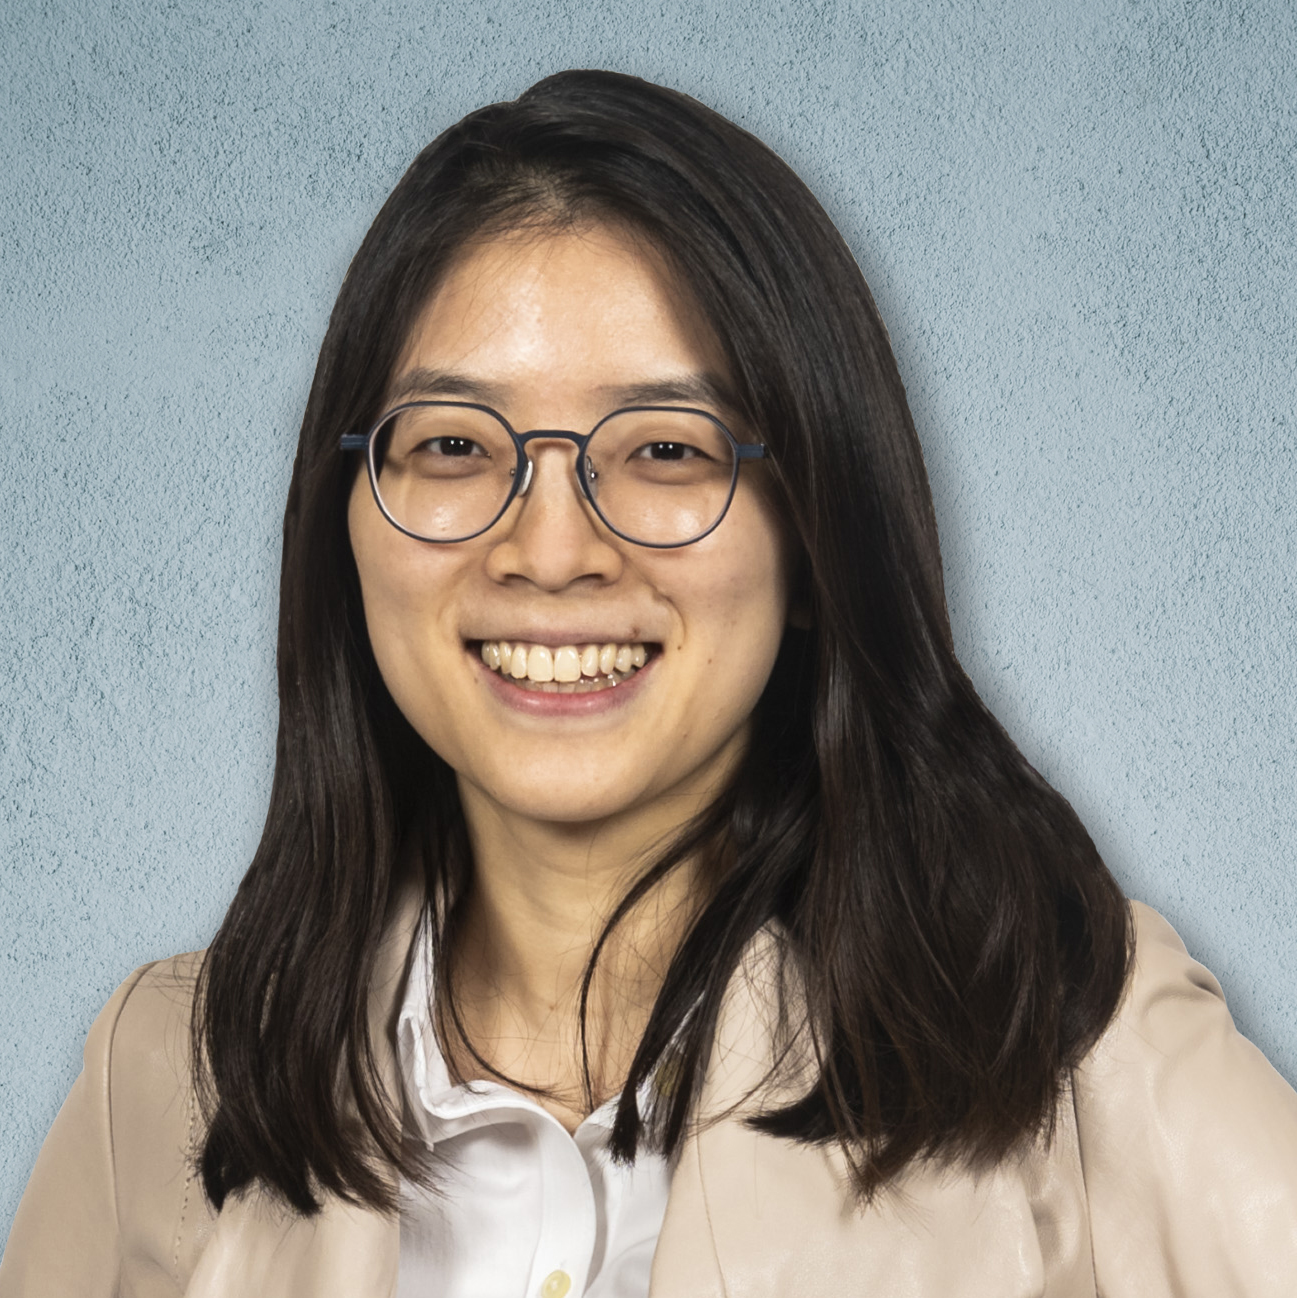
left=476, top=640, right=654, bottom=693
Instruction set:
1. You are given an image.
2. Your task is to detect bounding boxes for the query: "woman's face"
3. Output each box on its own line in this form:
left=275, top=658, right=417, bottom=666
left=348, top=222, right=792, bottom=830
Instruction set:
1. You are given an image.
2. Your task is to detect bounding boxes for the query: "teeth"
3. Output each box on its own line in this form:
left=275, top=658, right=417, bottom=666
left=527, top=645, right=554, bottom=683
left=477, top=639, right=652, bottom=687
left=553, top=646, right=582, bottom=683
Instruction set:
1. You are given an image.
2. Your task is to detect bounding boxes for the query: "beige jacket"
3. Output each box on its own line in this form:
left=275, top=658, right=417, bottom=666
left=3, top=899, right=1297, bottom=1297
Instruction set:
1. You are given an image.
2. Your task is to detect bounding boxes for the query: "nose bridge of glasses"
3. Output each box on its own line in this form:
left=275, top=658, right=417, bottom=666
left=514, top=428, right=591, bottom=499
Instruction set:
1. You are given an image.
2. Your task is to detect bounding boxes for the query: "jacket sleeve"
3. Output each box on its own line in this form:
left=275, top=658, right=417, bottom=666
left=0, top=963, right=155, bottom=1298
left=1074, top=902, right=1297, bottom=1298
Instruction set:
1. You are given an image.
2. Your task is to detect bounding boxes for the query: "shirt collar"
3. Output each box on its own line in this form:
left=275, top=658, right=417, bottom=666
left=396, top=917, right=667, bottom=1145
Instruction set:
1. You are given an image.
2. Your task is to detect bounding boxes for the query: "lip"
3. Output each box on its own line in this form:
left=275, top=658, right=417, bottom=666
left=472, top=644, right=657, bottom=717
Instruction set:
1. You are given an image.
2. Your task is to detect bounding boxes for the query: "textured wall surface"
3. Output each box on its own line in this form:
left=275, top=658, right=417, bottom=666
left=2, top=0, right=1294, bottom=1239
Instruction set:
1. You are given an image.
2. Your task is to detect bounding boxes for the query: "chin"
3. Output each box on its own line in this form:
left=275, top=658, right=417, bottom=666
left=486, top=782, right=653, bottom=827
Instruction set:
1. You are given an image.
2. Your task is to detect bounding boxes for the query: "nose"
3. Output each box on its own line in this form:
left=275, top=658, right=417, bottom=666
left=483, top=437, right=624, bottom=590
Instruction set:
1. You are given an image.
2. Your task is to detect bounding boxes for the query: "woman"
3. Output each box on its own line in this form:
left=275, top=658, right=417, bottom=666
left=4, top=69, right=1295, bottom=1297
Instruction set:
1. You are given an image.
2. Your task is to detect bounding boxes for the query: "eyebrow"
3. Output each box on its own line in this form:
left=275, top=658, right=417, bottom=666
left=385, top=367, right=741, bottom=419
left=385, top=368, right=510, bottom=407
left=593, top=374, right=739, bottom=412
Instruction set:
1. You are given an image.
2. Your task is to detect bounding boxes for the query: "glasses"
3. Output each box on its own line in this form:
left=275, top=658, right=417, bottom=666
left=340, top=401, right=766, bottom=548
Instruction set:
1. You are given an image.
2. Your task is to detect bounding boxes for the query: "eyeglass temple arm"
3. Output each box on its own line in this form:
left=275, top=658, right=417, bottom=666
left=340, top=434, right=369, bottom=450
left=736, top=444, right=766, bottom=460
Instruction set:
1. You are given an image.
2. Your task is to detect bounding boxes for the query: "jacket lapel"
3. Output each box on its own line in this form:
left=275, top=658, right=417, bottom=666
left=649, top=926, right=804, bottom=1297
left=651, top=928, right=1097, bottom=1298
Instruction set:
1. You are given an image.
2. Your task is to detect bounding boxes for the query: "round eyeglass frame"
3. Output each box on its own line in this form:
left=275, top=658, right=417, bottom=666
left=340, top=400, right=768, bottom=549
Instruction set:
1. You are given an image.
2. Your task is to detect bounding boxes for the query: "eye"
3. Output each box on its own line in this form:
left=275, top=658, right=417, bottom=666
left=419, top=436, right=488, bottom=458
left=632, top=440, right=707, bottom=462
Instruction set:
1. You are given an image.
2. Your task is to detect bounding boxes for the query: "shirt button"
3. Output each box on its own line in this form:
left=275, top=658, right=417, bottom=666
left=541, top=1271, right=572, bottom=1298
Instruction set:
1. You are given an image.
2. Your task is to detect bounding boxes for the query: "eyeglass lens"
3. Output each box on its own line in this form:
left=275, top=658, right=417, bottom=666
left=370, top=406, right=739, bottom=546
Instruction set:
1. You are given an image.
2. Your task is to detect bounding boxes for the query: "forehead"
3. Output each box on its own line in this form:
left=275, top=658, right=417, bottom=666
left=388, top=223, right=738, bottom=416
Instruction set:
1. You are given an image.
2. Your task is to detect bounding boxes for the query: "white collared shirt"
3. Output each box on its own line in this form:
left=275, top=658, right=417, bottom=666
left=396, top=925, right=672, bottom=1298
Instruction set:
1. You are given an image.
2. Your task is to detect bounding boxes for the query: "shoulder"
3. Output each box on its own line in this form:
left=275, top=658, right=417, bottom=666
left=106, top=950, right=204, bottom=1142
left=1079, top=899, right=1290, bottom=1092
left=94, top=953, right=209, bottom=1225
left=107, top=951, right=218, bottom=1284
left=77, top=952, right=205, bottom=1159
left=105, top=951, right=203, bottom=1084
left=1, top=952, right=212, bottom=1296
left=97, top=953, right=215, bottom=1283
left=1073, top=901, right=1297, bottom=1296
left=1110, top=900, right=1231, bottom=1034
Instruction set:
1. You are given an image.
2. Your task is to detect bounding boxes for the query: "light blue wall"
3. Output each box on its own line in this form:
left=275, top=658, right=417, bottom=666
left=2, top=0, right=1294, bottom=1235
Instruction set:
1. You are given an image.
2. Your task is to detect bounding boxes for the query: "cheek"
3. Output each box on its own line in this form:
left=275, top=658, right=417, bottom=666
left=348, top=478, right=462, bottom=727
left=350, top=478, right=410, bottom=657
left=719, top=493, right=792, bottom=631
left=675, top=508, right=791, bottom=706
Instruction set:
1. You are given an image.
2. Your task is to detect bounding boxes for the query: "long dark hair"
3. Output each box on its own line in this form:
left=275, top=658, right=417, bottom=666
left=195, top=69, right=1131, bottom=1215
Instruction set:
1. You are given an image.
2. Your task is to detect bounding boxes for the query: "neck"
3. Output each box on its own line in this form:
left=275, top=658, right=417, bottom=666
left=445, top=776, right=720, bottom=1105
